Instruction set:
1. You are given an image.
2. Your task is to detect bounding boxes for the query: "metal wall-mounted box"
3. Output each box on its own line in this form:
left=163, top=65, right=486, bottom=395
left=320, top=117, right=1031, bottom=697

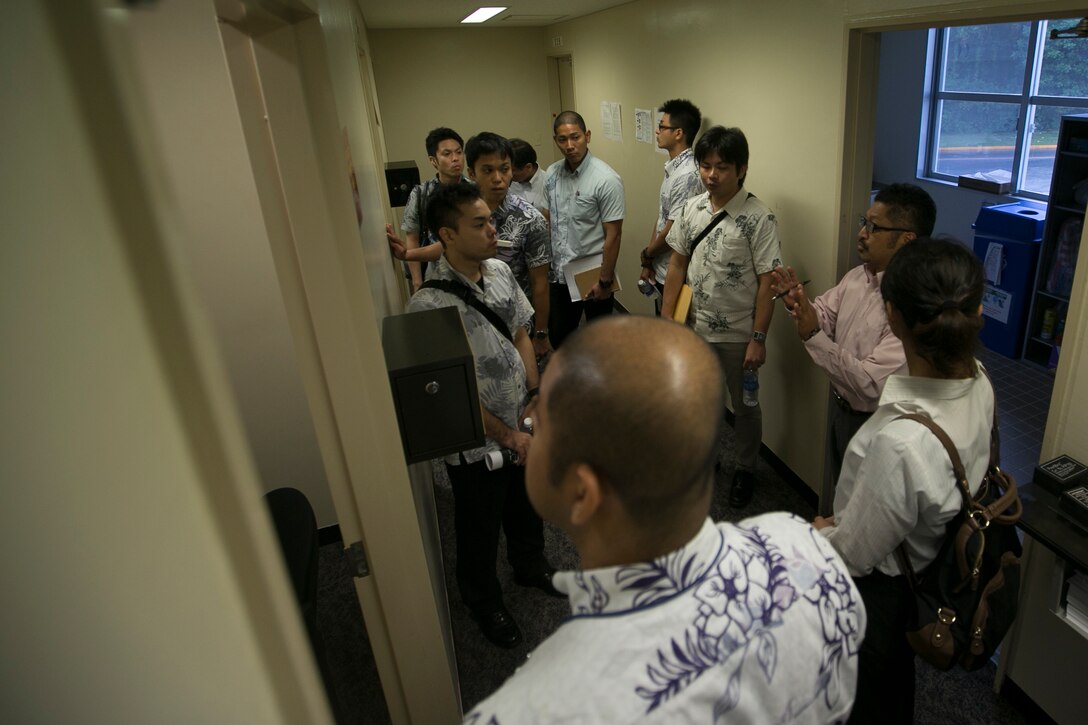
left=382, top=306, right=484, bottom=463
left=384, top=160, right=421, bottom=208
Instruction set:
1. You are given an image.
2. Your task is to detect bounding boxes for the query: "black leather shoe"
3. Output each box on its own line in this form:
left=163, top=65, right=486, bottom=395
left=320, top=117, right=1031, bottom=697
left=729, top=470, right=755, bottom=508
left=514, top=568, right=564, bottom=598
left=471, top=606, right=522, bottom=649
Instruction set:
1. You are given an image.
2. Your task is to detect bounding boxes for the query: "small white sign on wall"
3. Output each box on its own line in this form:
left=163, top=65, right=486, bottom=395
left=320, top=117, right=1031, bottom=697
left=635, top=108, right=653, bottom=143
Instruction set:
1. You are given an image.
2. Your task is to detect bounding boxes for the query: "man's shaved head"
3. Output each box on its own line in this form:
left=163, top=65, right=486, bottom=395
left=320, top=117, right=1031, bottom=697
left=541, top=316, right=723, bottom=530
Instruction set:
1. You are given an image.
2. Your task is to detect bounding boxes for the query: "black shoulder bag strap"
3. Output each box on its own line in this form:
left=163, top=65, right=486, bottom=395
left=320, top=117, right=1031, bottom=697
left=420, top=279, right=513, bottom=344
left=688, top=209, right=728, bottom=260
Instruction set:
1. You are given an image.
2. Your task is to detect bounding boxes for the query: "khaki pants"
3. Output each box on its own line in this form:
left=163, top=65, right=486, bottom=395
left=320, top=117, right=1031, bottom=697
left=711, top=341, right=762, bottom=472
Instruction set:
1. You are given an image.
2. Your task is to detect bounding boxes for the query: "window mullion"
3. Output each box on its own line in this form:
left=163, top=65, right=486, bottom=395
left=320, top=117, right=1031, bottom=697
left=924, top=28, right=948, bottom=181
left=1012, top=22, right=1047, bottom=193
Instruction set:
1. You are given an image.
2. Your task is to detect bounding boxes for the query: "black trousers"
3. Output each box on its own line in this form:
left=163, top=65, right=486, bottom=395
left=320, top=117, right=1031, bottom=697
left=849, top=570, right=915, bottom=724
left=549, top=282, right=615, bottom=349
left=445, top=458, right=546, bottom=614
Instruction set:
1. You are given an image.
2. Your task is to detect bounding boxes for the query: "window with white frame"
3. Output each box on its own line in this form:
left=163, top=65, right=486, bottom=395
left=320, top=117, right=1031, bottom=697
left=923, top=18, right=1088, bottom=198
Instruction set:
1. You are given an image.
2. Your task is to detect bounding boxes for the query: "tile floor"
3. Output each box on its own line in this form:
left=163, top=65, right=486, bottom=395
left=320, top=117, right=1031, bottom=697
left=977, top=347, right=1056, bottom=485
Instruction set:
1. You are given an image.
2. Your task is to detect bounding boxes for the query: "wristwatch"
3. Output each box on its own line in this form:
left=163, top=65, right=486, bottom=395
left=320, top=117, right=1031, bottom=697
left=534, top=329, right=549, bottom=340
left=640, top=247, right=653, bottom=268
left=598, top=277, right=614, bottom=289
left=751, top=330, right=767, bottom=342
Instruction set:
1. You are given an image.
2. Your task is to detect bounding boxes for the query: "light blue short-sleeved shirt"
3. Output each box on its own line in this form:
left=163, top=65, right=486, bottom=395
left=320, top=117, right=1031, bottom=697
left=543, top=150, right=625, bottom=281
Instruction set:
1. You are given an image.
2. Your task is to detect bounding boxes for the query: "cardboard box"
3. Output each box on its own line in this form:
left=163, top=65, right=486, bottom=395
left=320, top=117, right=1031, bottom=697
left=958, top=175, right=1012, bottom=195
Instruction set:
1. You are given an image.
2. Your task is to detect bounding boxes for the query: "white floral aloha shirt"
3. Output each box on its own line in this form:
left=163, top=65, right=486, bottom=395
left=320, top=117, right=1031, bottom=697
left=667, top=190, right=782, bottom=343
left=465, top=513, right=865, bottom=724
left=407, top=257, right=533, bottom=465
left=653, top=147, right=703, bottom=282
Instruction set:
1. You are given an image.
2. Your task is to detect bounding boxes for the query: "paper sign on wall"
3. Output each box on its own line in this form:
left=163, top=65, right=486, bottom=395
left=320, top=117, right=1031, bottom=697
left=600, top=101, right=623, bottom=141
left=982, top=284, right=1011, bottom=324
left=635, top=108, right=653, bottom=143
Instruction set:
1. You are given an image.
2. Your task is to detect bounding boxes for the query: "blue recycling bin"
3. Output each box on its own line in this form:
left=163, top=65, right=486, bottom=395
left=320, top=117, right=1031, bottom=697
left=972, top=202, right=1046, bottom=358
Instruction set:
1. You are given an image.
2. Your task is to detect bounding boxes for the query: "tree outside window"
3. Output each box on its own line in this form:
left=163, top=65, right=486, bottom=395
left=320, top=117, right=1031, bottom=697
left=924, top=18, right=1088, bottom=199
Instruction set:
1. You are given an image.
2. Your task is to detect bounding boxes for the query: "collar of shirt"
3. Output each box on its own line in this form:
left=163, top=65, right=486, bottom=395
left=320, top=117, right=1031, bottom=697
left=491, top=194, right=514, bottom=225
left=879, top=363, right=982, bottom=405
left=695, top=187, right=750, bottom=218
left=555, top=518, right=723, bottom=616
left=430, top=255, right=487, bottom=292
left=863, top=264, right=883, bottom=289
left=664, top=147, right=694, bottom=176
left=560, top=148, right=595, bottom=177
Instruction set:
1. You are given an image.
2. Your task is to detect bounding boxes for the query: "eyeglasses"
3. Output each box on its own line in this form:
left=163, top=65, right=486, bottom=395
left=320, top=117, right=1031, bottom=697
left=657, top=124, right=679, bottom=131
left=858, top=215, right=912, bottom=235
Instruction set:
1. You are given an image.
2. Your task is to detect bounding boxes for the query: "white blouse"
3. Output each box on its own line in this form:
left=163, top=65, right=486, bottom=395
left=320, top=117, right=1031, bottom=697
left=822, top=363, right=994, bottom=577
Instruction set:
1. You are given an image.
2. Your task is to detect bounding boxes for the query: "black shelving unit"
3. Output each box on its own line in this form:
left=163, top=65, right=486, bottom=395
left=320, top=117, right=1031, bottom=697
left=1023, top=113, right=1088, bottom=368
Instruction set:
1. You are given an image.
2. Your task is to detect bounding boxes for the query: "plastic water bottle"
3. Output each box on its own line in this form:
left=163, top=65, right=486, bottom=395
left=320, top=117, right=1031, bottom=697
left=637, top=279, right=661, bottom=300
left=742, top=369, right=759, bottom=407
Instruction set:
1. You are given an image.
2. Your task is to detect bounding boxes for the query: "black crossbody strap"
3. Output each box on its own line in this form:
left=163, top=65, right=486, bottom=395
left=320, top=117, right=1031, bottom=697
left=420, top=279, right=513, bottom=343
left=688, top=209, right=728, bottom=259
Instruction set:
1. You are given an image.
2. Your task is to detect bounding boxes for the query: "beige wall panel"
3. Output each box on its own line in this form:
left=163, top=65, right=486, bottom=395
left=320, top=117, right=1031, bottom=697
left=368, top=27, right=554, bottom=186
left=3, top=1, right=327, bottom=721
left=126, top=1, right=334, bottom=525
left=320, top=0, right=409, bottom=325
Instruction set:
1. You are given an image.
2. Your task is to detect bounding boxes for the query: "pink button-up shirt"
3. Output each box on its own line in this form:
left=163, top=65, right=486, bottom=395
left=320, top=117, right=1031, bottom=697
left=803, top=264, right=907, bottom=412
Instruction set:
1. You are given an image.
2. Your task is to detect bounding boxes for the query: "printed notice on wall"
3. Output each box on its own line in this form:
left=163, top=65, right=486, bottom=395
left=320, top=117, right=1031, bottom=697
left=600, top=101, right=623, bottom=141
left=635, top=108, right=654, bottom=143
left=982, top=284, right=1011, bottom=324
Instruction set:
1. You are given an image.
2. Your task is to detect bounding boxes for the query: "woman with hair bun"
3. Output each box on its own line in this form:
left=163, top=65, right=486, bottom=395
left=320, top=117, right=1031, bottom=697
left=813, top=238, right=994, bottom=723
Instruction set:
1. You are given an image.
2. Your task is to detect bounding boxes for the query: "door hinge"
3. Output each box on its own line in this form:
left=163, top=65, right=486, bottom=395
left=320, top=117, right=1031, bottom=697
left=345, top=540, right=370, bottom=578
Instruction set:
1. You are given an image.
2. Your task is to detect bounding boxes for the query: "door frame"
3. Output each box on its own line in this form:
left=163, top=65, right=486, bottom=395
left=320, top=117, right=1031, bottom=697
left=214, top=2, right=459, bottom=722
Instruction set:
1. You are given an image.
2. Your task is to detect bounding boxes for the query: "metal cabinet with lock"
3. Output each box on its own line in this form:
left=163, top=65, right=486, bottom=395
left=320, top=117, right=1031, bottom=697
left=382, top=305, right=485, bottom=463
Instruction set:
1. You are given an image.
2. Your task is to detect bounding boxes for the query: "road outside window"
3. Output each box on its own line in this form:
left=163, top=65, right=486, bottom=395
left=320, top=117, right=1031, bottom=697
left=923, top=19, right=1088, bottom=199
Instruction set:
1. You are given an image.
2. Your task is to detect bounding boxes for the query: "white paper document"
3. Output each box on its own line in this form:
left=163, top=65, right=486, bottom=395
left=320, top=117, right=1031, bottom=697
left=609, top=102, right=623, bottom=140
left=563, top=253, right=621, bottom=302
left=600, top=101, right=614, bottom=140
left=635, top=108, right=653, bottom=143
left=983, top=242, right=1004, bottom=285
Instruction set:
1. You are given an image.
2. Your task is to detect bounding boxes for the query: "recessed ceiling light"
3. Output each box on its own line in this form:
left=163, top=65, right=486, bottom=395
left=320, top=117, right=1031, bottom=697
left=461, top=7, right=507, bottom=24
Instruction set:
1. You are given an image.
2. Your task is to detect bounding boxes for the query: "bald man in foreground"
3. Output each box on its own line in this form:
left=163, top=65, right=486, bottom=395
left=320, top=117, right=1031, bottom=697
left=464, top=317, right=865, bottom=723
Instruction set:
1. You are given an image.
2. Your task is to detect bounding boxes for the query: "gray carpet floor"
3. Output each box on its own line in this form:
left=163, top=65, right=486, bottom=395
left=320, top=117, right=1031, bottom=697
left=316, top=415, right=1052, bottom=724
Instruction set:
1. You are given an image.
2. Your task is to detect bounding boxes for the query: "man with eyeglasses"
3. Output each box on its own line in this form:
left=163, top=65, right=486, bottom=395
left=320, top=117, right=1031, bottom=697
left=771, top=183, right=936, bottom=513
left=639, top=99, right=703, bottom=312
